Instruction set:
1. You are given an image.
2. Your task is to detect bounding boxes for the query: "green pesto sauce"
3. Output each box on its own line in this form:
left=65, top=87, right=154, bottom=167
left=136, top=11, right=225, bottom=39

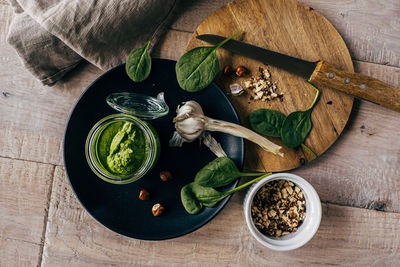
left=96, top=121, right=147, bottom=176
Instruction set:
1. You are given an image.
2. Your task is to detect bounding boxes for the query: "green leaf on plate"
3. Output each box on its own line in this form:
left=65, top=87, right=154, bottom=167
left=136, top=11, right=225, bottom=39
left=126, top=41, right=152, bottom=82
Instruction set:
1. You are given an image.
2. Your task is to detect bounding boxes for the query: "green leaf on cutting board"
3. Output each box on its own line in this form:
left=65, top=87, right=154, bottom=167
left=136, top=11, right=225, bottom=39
left=175, top=31, right=242, bottom=92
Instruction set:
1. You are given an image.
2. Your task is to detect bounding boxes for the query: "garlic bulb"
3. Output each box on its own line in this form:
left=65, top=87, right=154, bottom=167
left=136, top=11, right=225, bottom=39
left=172, top=101, right=283, bottom=156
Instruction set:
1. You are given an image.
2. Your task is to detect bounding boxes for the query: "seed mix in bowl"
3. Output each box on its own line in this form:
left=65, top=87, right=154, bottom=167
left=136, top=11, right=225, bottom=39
left=251, top=179, right=306, bottom=237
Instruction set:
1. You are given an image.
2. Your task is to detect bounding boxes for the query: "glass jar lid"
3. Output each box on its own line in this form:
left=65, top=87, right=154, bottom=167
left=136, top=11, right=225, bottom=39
left=106, top=92, right=169, bottom=120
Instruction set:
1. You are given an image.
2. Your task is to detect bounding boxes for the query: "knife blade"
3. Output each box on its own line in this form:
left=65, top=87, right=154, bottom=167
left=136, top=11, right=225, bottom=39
left=197, top=34, right=317, bottom=79
left=196, top=34, right=400, bottom=113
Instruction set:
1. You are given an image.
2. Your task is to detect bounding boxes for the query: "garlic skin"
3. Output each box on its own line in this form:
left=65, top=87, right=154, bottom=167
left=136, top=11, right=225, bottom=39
left=229, top=83, right=245, bottom=96
left=173, top=101, right=205, bottom=142
left=172, top=101, right=283, bottom=156
left=202, top=132, right=227, bottom=157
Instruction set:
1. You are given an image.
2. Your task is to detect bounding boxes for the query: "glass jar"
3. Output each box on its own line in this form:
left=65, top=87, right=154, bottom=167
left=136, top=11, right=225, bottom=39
left=85, top=92, right=168, bottom=184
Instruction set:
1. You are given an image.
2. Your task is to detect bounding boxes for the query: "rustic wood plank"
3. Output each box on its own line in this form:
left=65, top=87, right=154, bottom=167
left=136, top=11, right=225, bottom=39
left=0, top=157, right=54, bottom=244
left=171, top=0, right=400, bottom=68
left=0, top=2, right=13, bottom=43
left=299, top=0, right=400, bottom=68
left=0, top=237, right=42, bottom=267
left=0, top=44, right=102, bottom=165
left=42, top=167, right=400, bottom=266
left=0, top=64, right=101, bottom=165
left=354, top=60, right=400, bottom=86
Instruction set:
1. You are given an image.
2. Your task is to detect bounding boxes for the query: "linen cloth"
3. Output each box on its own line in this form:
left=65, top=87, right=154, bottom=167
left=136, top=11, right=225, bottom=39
left=7, top=0, right=179, bottom=85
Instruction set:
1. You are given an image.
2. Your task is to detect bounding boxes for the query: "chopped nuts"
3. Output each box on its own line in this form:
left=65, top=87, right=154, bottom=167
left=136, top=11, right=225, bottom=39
left=139, top=189, right=150, bottom=200
left=152, top=203, right=165, bottom=216
left=235, top=66, right=248, bottom=77
left=160, top=170, right=173, bottom=182
left=251, top=179, right=306, bottom=237
left=242, top=67, right=284, bottom=102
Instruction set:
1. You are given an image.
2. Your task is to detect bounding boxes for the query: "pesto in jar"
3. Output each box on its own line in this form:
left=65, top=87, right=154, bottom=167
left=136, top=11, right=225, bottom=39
left=96, top=121, right=148, bottom=176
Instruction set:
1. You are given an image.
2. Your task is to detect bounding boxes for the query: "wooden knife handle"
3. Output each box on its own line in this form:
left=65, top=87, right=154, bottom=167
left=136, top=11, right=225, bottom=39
left=309, top=61, right=400, bottom=112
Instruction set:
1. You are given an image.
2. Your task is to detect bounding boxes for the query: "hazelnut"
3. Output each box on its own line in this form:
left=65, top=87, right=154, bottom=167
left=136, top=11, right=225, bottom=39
left=235, top=66, right=248, bottom=77
left=152, top=203, right=164, bottom=216
left=160, top=170, right=173, bottom=182
left=223, top=65, right=233, bottom=76
left=139, top=189, right=150, bottom=200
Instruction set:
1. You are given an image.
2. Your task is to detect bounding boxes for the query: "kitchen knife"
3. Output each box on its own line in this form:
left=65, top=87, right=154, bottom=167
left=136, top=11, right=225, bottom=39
left=196, top=34, right=400, bottom=113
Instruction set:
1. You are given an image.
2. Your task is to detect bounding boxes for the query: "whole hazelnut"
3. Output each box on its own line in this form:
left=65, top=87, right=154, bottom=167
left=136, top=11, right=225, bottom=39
left=139, top=189, right=150, bottom=200
left=223, top=65, right=233, bottom=76
left=160, top=170, right=173, bottom=182
left=152, top=203, right=165, bottom=216
left=235, top=66, right=248, bottom=77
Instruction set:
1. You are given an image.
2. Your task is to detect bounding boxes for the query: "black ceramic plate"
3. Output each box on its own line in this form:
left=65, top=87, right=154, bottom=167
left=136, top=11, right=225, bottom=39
left=64, top=58, right=244, bottom=240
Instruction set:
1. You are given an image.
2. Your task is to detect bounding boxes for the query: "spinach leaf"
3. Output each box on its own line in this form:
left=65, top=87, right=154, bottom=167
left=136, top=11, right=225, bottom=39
left=181, top=172, right=272, bottom=215
left=125, top=41, right=151, bottom=82
left=280, top=81, right=320, bottom=148
left=249, top=108, right=317, bottom=156
left=280, top=109, right=312, bottom=148
left=194, top=157, right=240, bottom=187
left=175, top=47, right=219, bottom=92
left=191, top=183, right=223, bottom=207
left=249, top=109, right=286, bottom=137
left=194, top=157, right=263, bottom=188
left=175, top=31, right=241, bottom=92
left=181, top=183, right=202, bottom=214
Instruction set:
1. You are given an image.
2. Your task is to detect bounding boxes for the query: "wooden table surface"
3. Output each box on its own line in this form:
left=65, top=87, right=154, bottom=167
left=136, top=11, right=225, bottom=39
left=1, top=0, right=399, bottom=266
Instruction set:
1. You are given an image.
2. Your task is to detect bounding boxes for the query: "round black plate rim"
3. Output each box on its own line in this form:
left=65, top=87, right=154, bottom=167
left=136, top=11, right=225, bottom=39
left=63, top=58, right=244, bottom=240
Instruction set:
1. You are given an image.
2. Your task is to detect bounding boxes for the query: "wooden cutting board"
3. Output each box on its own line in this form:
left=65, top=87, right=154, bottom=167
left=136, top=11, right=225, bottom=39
left=186, top=0, right=354, bottom=172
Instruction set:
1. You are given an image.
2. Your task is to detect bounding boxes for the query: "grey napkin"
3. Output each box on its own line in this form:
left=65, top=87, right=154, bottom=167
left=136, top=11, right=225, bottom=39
left=7, top=0, right=179, bottom=85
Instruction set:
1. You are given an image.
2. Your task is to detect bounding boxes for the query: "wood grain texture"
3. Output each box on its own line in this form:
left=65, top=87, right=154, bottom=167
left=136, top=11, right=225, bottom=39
left=186, top=0, right=354, bottom=171
left=0, top=157, right=54, bottom=244
left=171, top=0, right=400, bottom=68
left=299, top=0, right=400, bottom=68
left=0, top=45, right=102, bottom=165
left=0, top=237, right=42, bottom=267
left=0, top=2, right=13, bottom=42
left=309, top=61, right=400, bottom=112
left=42, top=167, right=400, bottom=266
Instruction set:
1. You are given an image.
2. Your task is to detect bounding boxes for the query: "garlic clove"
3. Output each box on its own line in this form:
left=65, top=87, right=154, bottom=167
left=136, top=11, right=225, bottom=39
left=229, top=83, right=245, bottom=96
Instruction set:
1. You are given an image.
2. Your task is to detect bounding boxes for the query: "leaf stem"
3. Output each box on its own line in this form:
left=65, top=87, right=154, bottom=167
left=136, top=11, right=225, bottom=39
left=213, top=30, right=243, bottom=51
left=223, top=172, right=272, bottom=196
left=306, top=81, right=320, bottom=110
left=301, top=143, right=317, bottom=158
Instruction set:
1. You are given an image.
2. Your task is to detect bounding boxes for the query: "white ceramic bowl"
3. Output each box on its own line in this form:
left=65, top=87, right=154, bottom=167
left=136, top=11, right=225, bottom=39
left=243, top=173, right=322, bottom=251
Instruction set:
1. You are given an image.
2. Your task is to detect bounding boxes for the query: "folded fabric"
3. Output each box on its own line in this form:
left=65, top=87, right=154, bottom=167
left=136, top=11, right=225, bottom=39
left=7, top=0, right=179, bottom=85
